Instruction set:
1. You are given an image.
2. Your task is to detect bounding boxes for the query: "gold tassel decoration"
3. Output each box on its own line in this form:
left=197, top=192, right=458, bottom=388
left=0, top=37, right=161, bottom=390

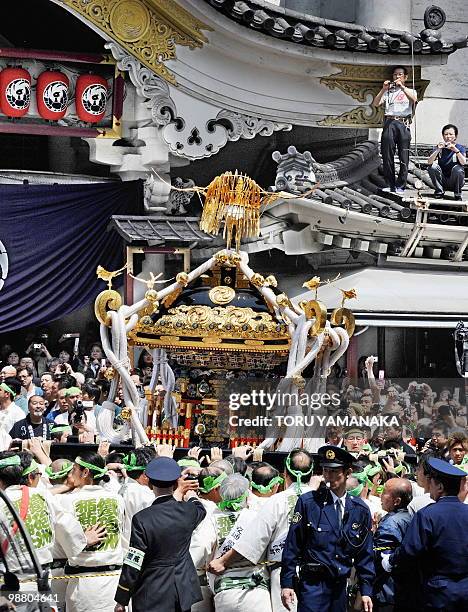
left=200, top=171, right=264, bottom=251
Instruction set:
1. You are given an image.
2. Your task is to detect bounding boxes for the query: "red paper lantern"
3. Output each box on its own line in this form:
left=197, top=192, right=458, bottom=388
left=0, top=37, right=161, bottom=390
left=0, top=67, right=31, bottom=117
left=75, top=74, right=108, bottom=123
left=36, top=70, right=69, bottom=120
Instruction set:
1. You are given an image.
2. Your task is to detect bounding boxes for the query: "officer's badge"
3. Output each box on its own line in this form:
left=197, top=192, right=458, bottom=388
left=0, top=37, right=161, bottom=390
left=292, top=512, right=302, bottom=524
left=326, top=450, right=335, bottom=460
left=352, top=523, right=360, bottom=529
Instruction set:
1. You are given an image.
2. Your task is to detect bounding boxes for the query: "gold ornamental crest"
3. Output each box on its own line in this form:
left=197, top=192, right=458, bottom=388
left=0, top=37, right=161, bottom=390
left=209, top=285, right=236, bottom=306
left=326, top=450, right=335, bottom=460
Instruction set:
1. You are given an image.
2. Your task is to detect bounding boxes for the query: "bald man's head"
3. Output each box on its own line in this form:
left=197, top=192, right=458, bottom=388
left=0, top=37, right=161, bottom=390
left=381, top=477, right=413, bottom=512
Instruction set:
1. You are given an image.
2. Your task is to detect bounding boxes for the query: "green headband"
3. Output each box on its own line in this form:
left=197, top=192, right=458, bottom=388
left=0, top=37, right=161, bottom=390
left=251, top=475, right=284, bottom=494
left=364, top=463, right=382, bottom=487
left=50, top=425, right=72, bottom=434
left=22, top=459, right=39, bottom=477
left=76, top=457, right=108, bottom=480
left=64, top=387, right=81, bottom=397
left=0, top=456, right=21, bottom=468
left=45, top=462, right=73, bottom=480
left=0, top=383, right=16, bottom=398
left=286, top=454, right=313, bottom=494
left=199, top=471, right=227, bottom=494
left=348, top=482, right=365, bottom=497
left=218, top=490, right=248, bottom=512
left=178, top=459, right=200, bottom=469
left=122, top=453, right=146, bottom=472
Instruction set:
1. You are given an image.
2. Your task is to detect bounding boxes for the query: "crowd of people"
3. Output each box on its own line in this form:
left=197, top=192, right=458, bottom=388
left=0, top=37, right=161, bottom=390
left=0, top=341, right=156, bottom=449
left=0, top=430, right=465, bottom=611
left=0, top=341, right=467, bottom=611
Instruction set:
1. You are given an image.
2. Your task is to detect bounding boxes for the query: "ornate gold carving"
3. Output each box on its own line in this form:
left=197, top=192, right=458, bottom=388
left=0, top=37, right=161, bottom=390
left=103, top=367, right=116, bottom=381
left=209, top=285, right=236, bottom=305
left=264, top=275, right=277, bottom=288
left=110, top=0, right=150, bottom=42
left=59, top=0, right=210, bottom=84
left=250, top=273, right=265, bottom=288
left=145, top=289, right=159, bottom=302
left=339, top=288, right=357, bottom=307
left=276, top=293, right=293, bottom=309
left=128, top=304, right=290, bottom=352
left=213, top=250, right=242, bottom=267
left=318, top=105, right=383, bottom=128
left=162, top=287, right=182, bottom=309
left=176, top=271, right=190, bottom=286
left=319, top=63, right=429, bottom=128
left=299, top=299, right=327, bottom=336
left=95, top=290, right=122, bottom=327
left=120, top=407, right=132, bottom=420
left=330, top=307, right=356, bottom=337
left=96, top=263, right=127, bottom=289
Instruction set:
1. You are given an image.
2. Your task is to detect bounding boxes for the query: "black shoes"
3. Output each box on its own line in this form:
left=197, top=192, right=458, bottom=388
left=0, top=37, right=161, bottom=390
left=454, top=194, right=463, bottom=201
left=433, top=192, right=444, bottom=199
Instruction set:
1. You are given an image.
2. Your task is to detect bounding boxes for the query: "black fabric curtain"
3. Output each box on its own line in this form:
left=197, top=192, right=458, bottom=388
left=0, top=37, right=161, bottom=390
left=0, top=180, right=142, bottom=332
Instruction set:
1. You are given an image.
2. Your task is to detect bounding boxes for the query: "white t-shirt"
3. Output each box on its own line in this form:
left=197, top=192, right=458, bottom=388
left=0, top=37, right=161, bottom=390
left=0, top=402, right=26, bottom=433
left=384, top=87, right=416, bottom=117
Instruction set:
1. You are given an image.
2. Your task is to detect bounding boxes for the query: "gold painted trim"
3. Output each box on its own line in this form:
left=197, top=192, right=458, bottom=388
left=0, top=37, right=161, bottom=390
left=319, top=63, right=429, bottom=128
left=318, top=105, right=384, bottom=128
left=59, top=0, right=211, bottom=84
left=128, top=334, right=291, bottom=353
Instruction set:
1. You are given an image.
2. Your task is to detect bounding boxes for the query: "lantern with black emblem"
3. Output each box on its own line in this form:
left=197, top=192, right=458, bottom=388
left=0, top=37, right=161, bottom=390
left=0, top=67, right=31, bottom=117
left=75, top=74, right=108, bottom=123
left=36, top=70, right=69, bottom=120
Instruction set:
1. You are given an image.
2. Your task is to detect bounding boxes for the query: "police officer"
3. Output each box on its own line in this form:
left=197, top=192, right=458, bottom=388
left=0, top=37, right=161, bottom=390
left=386, top=458, right=468, bottom=611
left=114, top=457, right=206, bottom=612
left=280, top=445, right=375, bottom=612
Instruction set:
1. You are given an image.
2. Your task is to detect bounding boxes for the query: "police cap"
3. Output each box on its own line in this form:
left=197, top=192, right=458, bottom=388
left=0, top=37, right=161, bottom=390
left=318, top=445, right=355, bottom=468
left=427, top=457, right=466, bottom=480
left=145, top=457, right=181, bottom=483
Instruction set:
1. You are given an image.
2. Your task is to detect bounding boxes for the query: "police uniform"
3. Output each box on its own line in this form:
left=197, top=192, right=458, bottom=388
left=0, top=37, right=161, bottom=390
left=280, top=446, right=375, bottom=612
left=115, top=457, right=206, bottom=612
left=390, top=458, right=468, bottom=611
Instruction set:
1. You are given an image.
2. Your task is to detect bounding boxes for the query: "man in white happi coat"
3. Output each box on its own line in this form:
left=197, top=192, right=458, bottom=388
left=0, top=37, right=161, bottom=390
left=46, top=457, right=107, bottom=612
left=0, top=452, right=104, bottom=588
left=118, top=448, right=156, bottom=551
left=206, top=474, right=272, bottom=612
left=57, top=451, right=125, bottom=612
left=209, top=449, right=316, bottom=612
left=190, top=466, right=227, bottom=612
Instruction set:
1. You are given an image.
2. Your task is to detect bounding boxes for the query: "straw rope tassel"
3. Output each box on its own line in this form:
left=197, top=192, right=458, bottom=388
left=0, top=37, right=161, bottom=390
left=200, top=171, right=263, bottom=250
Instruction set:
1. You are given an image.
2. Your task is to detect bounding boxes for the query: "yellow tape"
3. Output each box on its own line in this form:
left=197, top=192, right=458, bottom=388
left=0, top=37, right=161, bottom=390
left=18, top=571, right=121, bottom=583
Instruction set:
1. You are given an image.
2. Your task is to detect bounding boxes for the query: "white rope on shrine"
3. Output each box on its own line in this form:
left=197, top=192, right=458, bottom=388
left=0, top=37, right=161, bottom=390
left=98, top=255, right=216, bottom=444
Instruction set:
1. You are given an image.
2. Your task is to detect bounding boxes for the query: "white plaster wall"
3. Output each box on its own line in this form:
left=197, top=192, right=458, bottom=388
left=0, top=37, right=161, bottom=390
left=412, top=0, right=468, bottom=144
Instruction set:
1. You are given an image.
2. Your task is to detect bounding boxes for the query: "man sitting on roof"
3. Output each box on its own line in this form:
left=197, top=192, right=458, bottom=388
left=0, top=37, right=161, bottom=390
left=427, top=123, right=466, bottom=201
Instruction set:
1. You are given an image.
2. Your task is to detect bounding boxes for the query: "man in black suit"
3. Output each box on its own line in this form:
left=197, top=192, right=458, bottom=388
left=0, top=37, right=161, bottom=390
left=114, top=457, right=206, bottom=612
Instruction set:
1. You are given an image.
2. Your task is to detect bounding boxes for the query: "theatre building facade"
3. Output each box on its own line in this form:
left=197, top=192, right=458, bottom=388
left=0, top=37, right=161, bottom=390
left=0, top=0, right=467, bottom=381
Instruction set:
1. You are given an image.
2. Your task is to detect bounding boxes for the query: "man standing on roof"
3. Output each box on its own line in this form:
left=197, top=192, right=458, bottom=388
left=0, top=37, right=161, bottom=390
left=373, top=66, right=417, bottom=195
